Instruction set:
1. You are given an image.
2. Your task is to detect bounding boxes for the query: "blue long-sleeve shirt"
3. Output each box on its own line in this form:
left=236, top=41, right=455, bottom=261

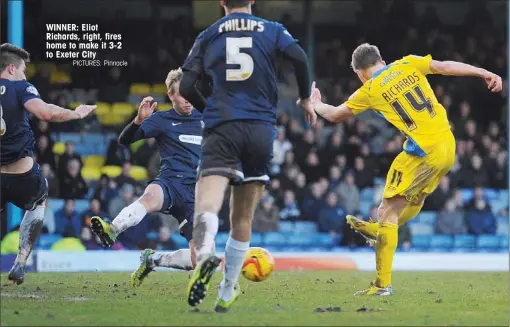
left=54, top=209, right=81, bottom=237
left=466, top=209, right=497, bottom=235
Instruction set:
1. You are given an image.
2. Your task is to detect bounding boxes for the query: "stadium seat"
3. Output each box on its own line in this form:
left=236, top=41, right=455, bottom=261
left=409, top=223, right=433, bottom=236
left=453, top=235, right=476, bottom=249
left=330, top=247, right=351, bottom=252
left=170, top=233, right=188, bottom=248
left=50, top=70, right=71, bottom=84
left=112, top=102, right=135, bottom=117
left=101, top=165, right=122, bottom=178
left=95, top=102, right=111, bottom=116
left=460, top=189, right=474, bottom=203
left=60, top=132, right=82, bottom=144
left=215, top=232, right=230, bottom=247
left=83, top=155, right=105, bottom=167
left=360, top=188, right=374, bottom=201
left=251, top=233, right=263, bottom=247
left=294, top=221, right=318, bottom=235
left=485, top=189, right=498, bottom=200
left=74, top=143, right=98, bottom=156
left=100, top=113, right=128, bottom=126
left=411, top=235, right=431, bottom=249
left=490, top=199, right=508, bottom=215
left=130, top=165, right=149, bottom=181
left=75, top=200, right=89, bottom=213
left=146, top=232, right=159, bottom=240
left=48, top=198, right=65, bottom=210
left=476, top=235, right=501, bottom=250
left=501, top=235, right=508, bottom=249
left=499, top=190, right=508, bottom=202
left=152, top=84, right=168, bottom=94
left=85, top=134, right=106, bottom=146
left=52, top=142, right=65, bottom=155
left=429, top=235, right=453, bottom=250
left=69, top=102, right=80, bottom=109
left=157, top=103, right=172, bottom=111
left=287, top=234, right=313, bottom=246
left=279, top=221, right=294, bottom=233
left=311, top=233, right=335, bottom=247
left=359, top=200, right=372, bottom=217
left=263, top=232, right=287, bottom=246
left=417, top=211, right=436, bottom=225
left=81, top=166, right=101, bottom=180
left=37, top=234, right=63, bottom=250
left=129, top=83, right=151, bottom=95
left=26, top=63, right=36, bottom=80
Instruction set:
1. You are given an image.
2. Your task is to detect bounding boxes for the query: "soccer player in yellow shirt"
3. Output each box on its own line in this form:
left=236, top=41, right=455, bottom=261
left=308, top=43, right=503, bottom=296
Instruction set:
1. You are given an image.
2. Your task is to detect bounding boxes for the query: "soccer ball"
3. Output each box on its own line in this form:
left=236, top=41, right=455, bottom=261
left=241, top=247, right=274, bottom=282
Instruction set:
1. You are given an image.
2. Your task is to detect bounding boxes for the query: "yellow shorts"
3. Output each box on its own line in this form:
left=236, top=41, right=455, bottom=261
left=383, top=132, right=456, bottom=203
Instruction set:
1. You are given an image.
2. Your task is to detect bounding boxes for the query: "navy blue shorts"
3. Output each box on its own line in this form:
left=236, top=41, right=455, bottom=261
left=150, top=174, right=195, bottom=242
left=199, top=121, right=276, bottom=185
left=1, top=163, right=48, bottom=211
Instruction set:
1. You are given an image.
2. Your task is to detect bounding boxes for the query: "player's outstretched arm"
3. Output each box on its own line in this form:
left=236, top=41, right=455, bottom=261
left=283, top=43, right=317, bottom=126
left=430, top=60, right=503, bottom=92
left=118, top=96, right=157, bottom=145
left=24, top=98, right=95, bottom=122
left=309, top=82, right=354, bottom=122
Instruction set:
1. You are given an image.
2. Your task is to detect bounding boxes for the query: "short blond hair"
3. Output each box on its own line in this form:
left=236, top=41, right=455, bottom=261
left=165, top=67, right=183, bottom=94
left=351, top=43, right=382, bottom=70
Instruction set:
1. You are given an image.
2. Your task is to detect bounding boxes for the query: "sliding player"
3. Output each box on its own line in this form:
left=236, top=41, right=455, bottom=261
left=0, top=43, right=96, bottom=284
left=310, top=43, right=502, bottom=296
left=89, top=68, right=203, bottom=286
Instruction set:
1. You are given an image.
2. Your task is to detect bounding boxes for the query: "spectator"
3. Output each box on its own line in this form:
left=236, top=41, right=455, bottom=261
left=155, top=226, right=177, bottom=250
left=465, top=199, right=497, bottom=235
left=41, top=163, right=59, bottom=197
left=105, top=138, right=132, bottom=166
left=328, top=165, right=342, bottom=192
left=109, top=184, right=137, bottom=218
left=253, top=196, right=279, bottom=233
left=36, top=135, right=56, bottom=170
left=93, top=174, right=118, bottom=210
left=81, top=198, right=108, bottom=227
left=353, top=156, right=373, bottom=189
left=336, top=172, right=361, bottom=214
left=294, top=172, right=307, bottom=204
left=458, top=154, right=489, bottom=188
left=488, top=151, right=508, bottom=189
left=300, top=183, right=325, bottom=221
left=98, top=67, right=129, bottom=103
left=435, top=199, right=467, bottom=234
left=301, top=151, right=322, bottom=183
left=464, top=187, right=490, bottom=211
left=272, top=127, right=293, bottom=166
left=317, top=192, right=345, bottom=235
left=80, top=226, right=100, bottom=250
left=279, top=190, right=301, bottom=222
left=58, top=141, right=82, bottom=179
left=268, top=178, right=284, bottom=206
left=424, top=176, right=454, bottom=211
left=133, top=138, right=158, bottom=168
left=54, top=199, right=81, bottom=237
left=59, top=159, right=88, bottom=199
left=115, top=161, right=138, bottom=188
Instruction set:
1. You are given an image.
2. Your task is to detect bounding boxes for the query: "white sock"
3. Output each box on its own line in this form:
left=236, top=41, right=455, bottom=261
left=149, top=249, right=193, bottom=270
left=112, top=201, right=147, bottom=235
left=219, top=237, right=249, bottom=302
left=193, top=212, right=219, bottom=264
left=16, top=205, right=45, bottom=266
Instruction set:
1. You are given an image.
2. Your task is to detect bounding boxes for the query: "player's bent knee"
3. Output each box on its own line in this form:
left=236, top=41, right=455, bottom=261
left=139, top=187, right=164, bottom=212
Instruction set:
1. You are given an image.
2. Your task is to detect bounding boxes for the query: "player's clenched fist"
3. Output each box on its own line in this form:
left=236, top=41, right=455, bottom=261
left=75, top=104, right=96, bottom=119
left=135, top=96, right=158, bottom=124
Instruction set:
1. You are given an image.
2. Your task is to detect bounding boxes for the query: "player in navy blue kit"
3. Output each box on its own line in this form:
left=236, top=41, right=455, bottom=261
left=89, top=68, right=204, bottom=287
left=180, top=0, right=316, bottom=312
left=0, top=43, right=95, bottom=284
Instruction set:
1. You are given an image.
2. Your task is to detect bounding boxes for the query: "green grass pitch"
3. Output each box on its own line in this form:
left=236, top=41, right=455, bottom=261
left=1, top=271, right=508, bottom=326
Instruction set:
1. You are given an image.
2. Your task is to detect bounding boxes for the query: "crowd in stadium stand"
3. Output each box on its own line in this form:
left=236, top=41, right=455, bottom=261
left=1, top=2, right=507, bottom=252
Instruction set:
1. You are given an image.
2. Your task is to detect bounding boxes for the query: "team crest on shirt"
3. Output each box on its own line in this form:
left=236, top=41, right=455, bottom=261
left=25, top=86, right=39, bottom=96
